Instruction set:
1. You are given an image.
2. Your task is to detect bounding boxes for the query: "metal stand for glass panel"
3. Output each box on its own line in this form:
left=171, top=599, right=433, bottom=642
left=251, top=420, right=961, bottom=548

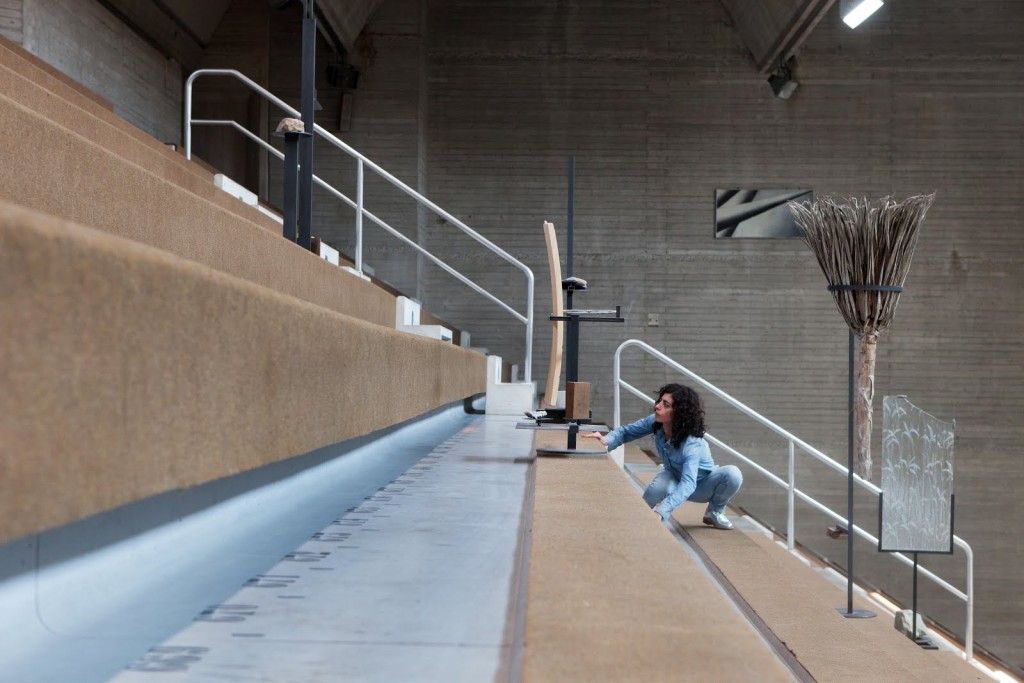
left=878, top=495, right=955, bottom=648
left=877, top=390, right=956, bottom=650
left=911, top=554, right=937, bottom=647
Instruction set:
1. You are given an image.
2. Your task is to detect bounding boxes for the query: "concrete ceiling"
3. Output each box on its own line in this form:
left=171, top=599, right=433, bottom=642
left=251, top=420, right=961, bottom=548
left=316, top=0, right=386, bottom=56
left=717, top=0, right=837, bottom=74
left=317, top=0, right=841, bottom=75
left=96, top=0, right=232, bottom=70
left=95, top=0, right=379, bottom=70
left=98, top=0, right=834, bottom=76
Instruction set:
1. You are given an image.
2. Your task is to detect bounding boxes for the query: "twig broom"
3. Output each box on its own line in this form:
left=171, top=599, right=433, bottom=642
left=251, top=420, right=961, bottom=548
left=789, top=194, right=935, bottom=481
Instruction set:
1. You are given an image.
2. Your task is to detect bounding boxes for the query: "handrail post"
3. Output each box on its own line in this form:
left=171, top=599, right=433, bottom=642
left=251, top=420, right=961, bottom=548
left=355, top=159, right=364, bottom=274
left=184, top=68, right=534, bottom=389
left=615, top=338, right=975, bottom=658
left=787, top=439, right=796, bottom=550
left=964, top=542, right=974, bottom=661
left=613, top=344, right=623, bottom=429
left=524, top=273, right=534, bottom=383
left=184, top=77, right=193, bottom=160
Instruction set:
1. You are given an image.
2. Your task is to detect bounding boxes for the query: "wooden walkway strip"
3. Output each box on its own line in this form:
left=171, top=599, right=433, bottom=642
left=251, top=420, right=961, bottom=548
left=632, top=468, right=986, bottom=683
left=523, top=432, right=795, bottom=682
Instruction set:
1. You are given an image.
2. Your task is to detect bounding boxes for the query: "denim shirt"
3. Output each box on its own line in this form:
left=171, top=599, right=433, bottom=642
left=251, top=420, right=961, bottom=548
left=605, top=414, right=716, bottom=520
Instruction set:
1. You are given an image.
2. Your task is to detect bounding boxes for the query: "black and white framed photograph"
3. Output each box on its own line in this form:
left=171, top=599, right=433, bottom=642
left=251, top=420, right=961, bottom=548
left=715, top=188, right=814, bottom=238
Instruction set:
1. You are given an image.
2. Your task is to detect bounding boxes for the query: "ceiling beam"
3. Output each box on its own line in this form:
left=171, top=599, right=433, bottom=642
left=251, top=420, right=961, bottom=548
left=718, top=0, right=837, bottom=75
left=314, top=0, right=386, bottom=55
left=757, top=0, right=837, bottom=74
left=96, top=0, right=206, bottom=70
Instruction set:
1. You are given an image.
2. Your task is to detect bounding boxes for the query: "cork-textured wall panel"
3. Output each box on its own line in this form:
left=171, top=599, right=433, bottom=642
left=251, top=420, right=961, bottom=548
left=0, top=89, right=398, bottom=330
left=0, top=202, right=486, bottom=545
left=0, top=40, right=282, bottom=236
left=0, top=34, right=111, bottom=111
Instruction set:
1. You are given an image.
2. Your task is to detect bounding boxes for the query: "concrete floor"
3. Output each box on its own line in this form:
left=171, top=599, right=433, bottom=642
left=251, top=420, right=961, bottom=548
left=0, top=411, right=1011, bottom=682
left=106, top=414, right=534, bottom=683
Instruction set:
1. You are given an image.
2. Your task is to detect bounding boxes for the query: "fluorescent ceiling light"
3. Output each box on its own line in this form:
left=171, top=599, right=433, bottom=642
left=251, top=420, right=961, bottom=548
left=841, top=0, right=883, bottom=28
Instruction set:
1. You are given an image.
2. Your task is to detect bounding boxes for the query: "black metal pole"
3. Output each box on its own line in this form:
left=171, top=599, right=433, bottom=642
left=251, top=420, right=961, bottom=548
left=567, top=155, right=574, bottom=278
left=566, top=316, right=579, bottom=384
left=297, top=0, right=316, bottom=250
left=565, top=157, right=575, bottom=317
left=847, top=329, right=855, bottom=613
left=282, top=133, right=300, bottom=241
left=566, top=311, right=579, bottom=449
left=566, top=156, right=577, bottom=449
left=838, top=328, right=874, bottom=618
left=827, top=283, right=900, bottom=620
left=912, top=552, right=919, bottom=638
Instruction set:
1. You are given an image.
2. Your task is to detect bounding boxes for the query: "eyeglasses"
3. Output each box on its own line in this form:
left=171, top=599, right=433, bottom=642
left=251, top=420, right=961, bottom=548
left=655, top=398, right=674, bottom=409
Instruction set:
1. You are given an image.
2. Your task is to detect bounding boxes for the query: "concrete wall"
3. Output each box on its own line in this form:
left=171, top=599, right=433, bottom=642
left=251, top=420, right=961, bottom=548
left=10, top=0, right=1023, bottom=672
left=0, top=0, right=22, bottom=44
left=189, top=0, right=272, bottom=196
left=22, top=0, right=182, bottom=142
left=334, top=0, right=1023, bottom=672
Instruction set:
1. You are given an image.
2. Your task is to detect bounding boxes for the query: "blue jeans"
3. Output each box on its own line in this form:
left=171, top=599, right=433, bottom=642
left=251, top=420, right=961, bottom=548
left=642, top=465, right=743, bottom=515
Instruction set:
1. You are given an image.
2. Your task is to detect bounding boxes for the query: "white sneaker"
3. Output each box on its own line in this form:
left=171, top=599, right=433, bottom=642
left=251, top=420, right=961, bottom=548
left=702, top=510, right=734, bottom=530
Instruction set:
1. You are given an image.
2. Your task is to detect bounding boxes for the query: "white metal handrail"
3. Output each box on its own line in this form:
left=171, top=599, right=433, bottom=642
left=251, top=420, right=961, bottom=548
left=613, top=338, right=974, bottom=662
left=183, top=69, right=534, bottom=381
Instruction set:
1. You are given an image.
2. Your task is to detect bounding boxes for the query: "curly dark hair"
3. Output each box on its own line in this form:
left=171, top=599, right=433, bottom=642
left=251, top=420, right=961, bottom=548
left=653, top=383, right=706, bottom=448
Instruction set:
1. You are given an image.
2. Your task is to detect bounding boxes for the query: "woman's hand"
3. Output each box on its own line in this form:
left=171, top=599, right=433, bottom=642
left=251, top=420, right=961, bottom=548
left=579, top=431, right=608, bottom=447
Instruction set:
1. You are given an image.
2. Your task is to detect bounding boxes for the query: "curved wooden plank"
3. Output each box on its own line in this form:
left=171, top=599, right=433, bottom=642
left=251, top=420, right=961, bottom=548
left=542, top=221, right=563, bottom=408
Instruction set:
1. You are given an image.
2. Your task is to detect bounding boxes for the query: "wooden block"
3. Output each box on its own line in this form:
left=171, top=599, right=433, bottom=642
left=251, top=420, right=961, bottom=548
left=565, top=382, right=590, bottom=419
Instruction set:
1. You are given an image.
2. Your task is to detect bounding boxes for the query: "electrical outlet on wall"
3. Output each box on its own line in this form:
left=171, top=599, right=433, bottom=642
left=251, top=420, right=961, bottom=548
left=647, top=313, right=660, bottom=327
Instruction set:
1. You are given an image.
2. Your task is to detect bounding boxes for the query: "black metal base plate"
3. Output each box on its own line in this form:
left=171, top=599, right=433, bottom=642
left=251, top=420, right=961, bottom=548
left=836, top=608, right=876, bottom=619
left=536, top=448, right=607, bottom=457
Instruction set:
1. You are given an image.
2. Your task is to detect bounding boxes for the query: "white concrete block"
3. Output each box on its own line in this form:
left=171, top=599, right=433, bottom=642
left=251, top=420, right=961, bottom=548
left=395, top=296, right=451, bottom=342
left=485, top=381, right=536, bottom=415
left=214, top=173, right=258, bottom=206
left=317, top=240, right=340, bottom=266
left=342, top=266, right=372, bottom=281
left=485, top=356, right=536, bottom=414
left=487, top=355, right=503, bottom=383
left=402, top=324, right=453, bottom=343
left=395, top=296, right=420, bottom=326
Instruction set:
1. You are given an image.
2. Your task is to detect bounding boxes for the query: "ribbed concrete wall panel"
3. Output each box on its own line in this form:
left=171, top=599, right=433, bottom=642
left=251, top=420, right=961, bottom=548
left=338, top=0, right=1024, bottom=671
left=22, top=0, right=181, bottom=142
